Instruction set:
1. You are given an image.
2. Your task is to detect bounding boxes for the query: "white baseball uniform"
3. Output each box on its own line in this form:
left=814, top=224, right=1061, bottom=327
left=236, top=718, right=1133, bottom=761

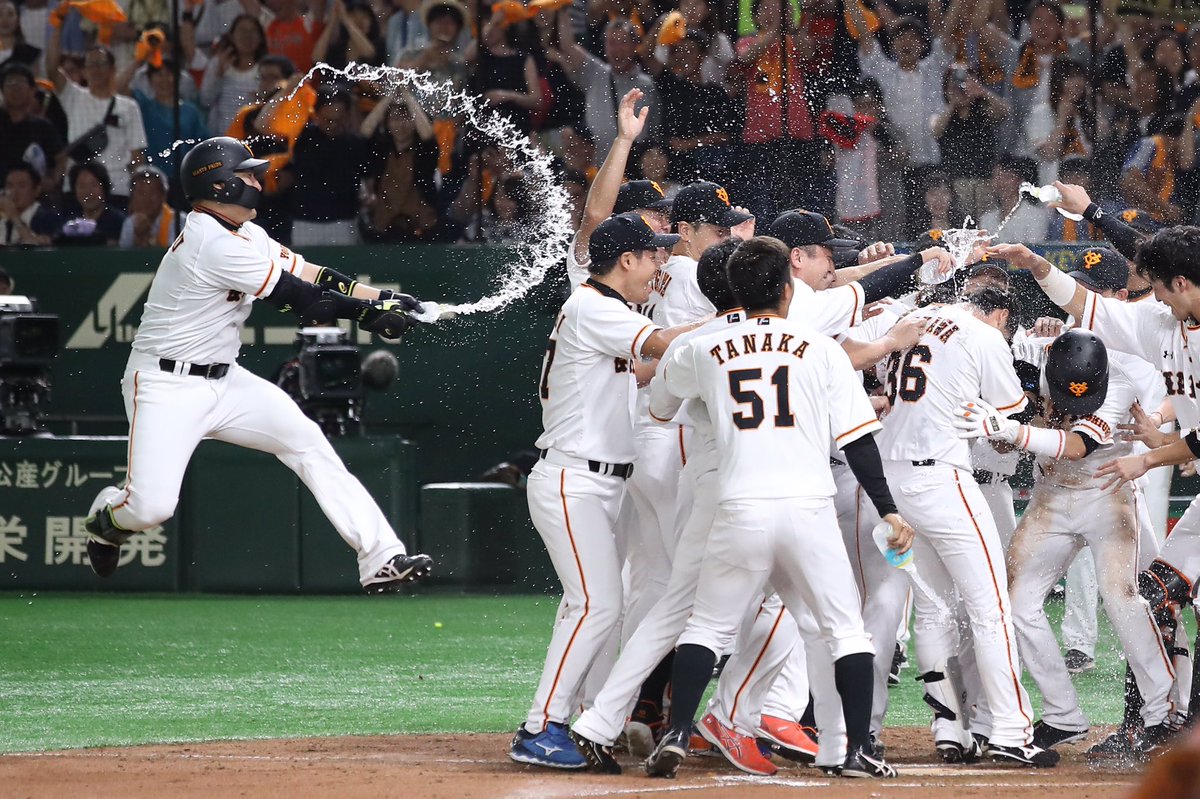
left=1073, top=291, right=1200, bottom=585
left=572, top=310, right=742, bottom=746
left=876, top=302, right=1036, bottom=750
left=1007, top=355, right=1177, bottom=730
left=87, top=210, right=410, bottom=584
left=663, top=313, right=878, bottom=688
left=523, top=277, right=661, bottom=734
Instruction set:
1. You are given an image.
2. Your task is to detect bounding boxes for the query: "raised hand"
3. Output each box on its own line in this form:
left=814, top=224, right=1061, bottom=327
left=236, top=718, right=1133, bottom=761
left=1117, top=402, right=1170, bottom=449
left=617, top=88, right=648, bottom=143
left=1048, top=181, right=1092, bottom=216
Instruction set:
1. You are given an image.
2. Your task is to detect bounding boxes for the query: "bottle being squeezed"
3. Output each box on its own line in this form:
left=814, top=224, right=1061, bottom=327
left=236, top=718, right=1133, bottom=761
left=1020, top=182, right=1084, bottom=221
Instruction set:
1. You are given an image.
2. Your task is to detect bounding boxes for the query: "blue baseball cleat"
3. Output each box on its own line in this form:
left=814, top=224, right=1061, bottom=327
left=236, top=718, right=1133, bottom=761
left=509, top=722, right=588, bottom=769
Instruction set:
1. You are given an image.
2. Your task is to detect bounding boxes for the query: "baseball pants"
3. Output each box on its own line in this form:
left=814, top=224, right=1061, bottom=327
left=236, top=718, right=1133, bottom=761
left=524, top=458, right=626, bottom=734
left=978, top=478, right=1017, bottom=552
left=1062, top=482, right=1160, bottom=658
left=678, top=497, right=874, bottom=679
left=884, top=460, right=1034, bottom=748
left=571, top=447, right=717, bottom=746
left=95, top=355, right=408, bottom=583
left=1010, top=483, right=1176, bottom=729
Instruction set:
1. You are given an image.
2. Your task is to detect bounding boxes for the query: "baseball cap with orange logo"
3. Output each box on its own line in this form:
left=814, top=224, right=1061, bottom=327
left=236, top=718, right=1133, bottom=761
left=670, top=181, right=752, bottom=227
left=614, top=179, right=672, bottom=213
left=768, top=208, right=862, bottom=250
left=1066, top=247, right=1128, bottom=293
left=589, top=212, right=681, bottom=262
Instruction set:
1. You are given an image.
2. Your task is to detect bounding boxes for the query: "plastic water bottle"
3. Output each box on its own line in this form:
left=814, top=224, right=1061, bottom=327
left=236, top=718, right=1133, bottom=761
left=1020, top=182, right=1084, bottom=222
left=871, top=521, right=914, bottom=571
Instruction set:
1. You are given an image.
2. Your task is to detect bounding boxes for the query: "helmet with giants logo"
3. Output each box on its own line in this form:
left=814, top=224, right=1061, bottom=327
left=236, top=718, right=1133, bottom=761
left=1045, top=329, right=1108, bottom=416
left=179, top=136, right=269, bottom=208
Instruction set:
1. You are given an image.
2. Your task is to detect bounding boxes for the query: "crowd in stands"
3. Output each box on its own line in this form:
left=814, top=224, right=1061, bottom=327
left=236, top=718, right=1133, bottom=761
left=1, top=0, right=1199, bottom=248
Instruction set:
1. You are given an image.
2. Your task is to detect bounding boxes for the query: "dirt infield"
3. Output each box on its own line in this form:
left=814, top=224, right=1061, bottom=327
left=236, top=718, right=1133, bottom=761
left=2, top=727, right=1143, bottom=799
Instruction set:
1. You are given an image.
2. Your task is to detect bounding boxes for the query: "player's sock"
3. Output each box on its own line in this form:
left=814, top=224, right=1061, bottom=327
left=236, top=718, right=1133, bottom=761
left=635, top=651, right=675, bottom=715
left=666, top=644, right=717, bottom=736
left=1123, top=663, right=1144, bottom=731
left=799, top=696, right=816, bottom=729
left=834, top=652, right=875, bottom=752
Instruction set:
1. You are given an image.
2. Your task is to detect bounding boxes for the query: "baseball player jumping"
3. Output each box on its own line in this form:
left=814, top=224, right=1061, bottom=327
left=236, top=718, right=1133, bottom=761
left=83, top=136, right=434, bottom=593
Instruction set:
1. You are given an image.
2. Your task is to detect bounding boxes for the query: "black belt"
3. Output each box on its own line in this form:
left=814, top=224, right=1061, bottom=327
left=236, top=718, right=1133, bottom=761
left=830, top=457, right=845, bottom=467
left=973, top=469, right=1009, bottom=485
left=159, top=358, right=230, bottom=379
left=911, top=459, right=935, bottom=467
left=539, top=449, right=634, bottom=480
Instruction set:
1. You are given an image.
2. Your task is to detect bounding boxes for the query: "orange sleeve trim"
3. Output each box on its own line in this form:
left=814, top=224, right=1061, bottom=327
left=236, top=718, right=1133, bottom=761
left=1087, top=292, right=1098, bottom=330
left=254, top=261, right=277, bottom=298
left=848, top=282, right=862, bottom=327
left=994, top=396, right=1028, bottom=413
left=631, top=324, right=656, bottom=360
left=649, top=408, right=674, bottom=423
left=835, top=418, right=880, bottom=443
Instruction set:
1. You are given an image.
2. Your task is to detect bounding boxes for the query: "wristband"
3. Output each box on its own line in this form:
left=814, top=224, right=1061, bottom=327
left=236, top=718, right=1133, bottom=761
left=1185, top=430, right=1200, bottom=459
left=1013, top=425, right=1067, bottom=458
left=1034, top=262, right=1078, bottom=307
left=1082, top=202, right=1103, bottom=222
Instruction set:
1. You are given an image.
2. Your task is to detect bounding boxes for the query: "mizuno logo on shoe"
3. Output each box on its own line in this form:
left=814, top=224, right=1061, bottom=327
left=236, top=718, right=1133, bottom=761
left=535, top=743, right=563, bottom=756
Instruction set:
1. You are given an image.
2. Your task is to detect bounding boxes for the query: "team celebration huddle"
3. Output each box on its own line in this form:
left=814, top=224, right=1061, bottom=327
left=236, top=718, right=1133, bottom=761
left=509, top=89, right=1200, bottom=780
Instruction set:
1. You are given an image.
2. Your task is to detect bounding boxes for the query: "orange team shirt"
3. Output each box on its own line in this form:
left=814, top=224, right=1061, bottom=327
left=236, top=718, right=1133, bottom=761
left=265, top=15, right=324, bottom=73
left=226, top=84, right=318, bottom=192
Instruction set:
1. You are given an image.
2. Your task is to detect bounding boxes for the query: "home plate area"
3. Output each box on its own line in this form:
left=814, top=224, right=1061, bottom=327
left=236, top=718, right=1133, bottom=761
left=1, top=727, right=1142, bottom=799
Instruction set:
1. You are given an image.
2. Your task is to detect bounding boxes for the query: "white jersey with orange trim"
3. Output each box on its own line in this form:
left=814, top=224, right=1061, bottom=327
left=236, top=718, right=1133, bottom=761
left=661, top=314, right=880, bottom=503
left=788, top=277, right=867, bottom=337
left=1076, top=291, right=1200, bottom=431
left=657, top=254, right=716, bottom=328
left=1034, top=354, right=1138, bottom=490
left=131, top=211, right=304, bottom=365
left=566, top=230, right=665, bottom=320
left=535, top=279, right=662, bottom=465
left=876, top=304, right=1028, bottom=471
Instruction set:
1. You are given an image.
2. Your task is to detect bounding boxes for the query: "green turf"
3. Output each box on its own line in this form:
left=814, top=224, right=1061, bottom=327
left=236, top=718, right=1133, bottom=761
left=0, top=591, right=1170, bottom=753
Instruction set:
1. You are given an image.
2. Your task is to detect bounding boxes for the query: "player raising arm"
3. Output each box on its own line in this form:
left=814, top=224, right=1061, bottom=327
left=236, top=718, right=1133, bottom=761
left=83, top=136, right=435, bottom=591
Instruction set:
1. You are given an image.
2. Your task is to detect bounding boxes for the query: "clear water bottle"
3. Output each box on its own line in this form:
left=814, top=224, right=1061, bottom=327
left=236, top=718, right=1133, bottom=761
left=872, top=520, right=914, bottom=572
left=1020, top=182, right=1084, bottom=222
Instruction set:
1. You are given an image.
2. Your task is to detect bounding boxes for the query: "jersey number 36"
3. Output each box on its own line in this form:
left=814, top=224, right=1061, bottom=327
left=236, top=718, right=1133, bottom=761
left=885, top=345, right=932, bottom=404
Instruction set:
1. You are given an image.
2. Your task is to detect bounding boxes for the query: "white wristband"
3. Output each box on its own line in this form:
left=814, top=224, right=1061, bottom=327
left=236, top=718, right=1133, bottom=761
left=1035, top=264, right=1078, bottom=307
left=1014, top=425, right=1067, bottom=458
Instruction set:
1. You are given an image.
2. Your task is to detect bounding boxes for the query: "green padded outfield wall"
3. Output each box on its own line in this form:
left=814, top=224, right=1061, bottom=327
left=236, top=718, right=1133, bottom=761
left=0, top=245, right=567, bottom=488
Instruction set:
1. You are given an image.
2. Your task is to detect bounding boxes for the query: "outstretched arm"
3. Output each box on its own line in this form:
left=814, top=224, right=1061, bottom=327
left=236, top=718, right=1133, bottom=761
left=575, top=88, right=649, bottom=261
left=987, top=242, right=1088, bottom=321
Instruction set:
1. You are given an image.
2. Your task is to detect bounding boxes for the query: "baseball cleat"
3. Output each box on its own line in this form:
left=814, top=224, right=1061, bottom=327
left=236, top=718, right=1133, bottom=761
left=1086, top=727, right=1141, bottom=759
left=645, top=727, right=689, bottom=778
left=363, top=553, right=434, bottom=593
left=509, top=722, right=587, bottom=769
left=973, top=733, right=991, bottom=756
left=1064, top=649, right=1096, bottom=675
left=86, top=537, right=121, bottom=578
left=568, top=728, right=621, bottom=774
left=624, top=699, right=664, bottom=759
left=841, top=744, right=898, bottom=778
left=698, top=712, right=777, bottom=775
left=889, top=643, right=907, bottom=686
left=688, top=726, right=717, bottom=756
left=989, top=742, right=1060, bottom=767
left=936, top=737, right=982, bottom=763
left=1032, top=720, right=1089, bottom=749
left=757, top=714, right=818, bottom=763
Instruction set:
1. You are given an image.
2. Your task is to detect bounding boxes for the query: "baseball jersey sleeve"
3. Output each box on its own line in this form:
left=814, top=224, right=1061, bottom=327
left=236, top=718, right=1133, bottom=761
left=575, top=289, right=662, bottom=360
left=1077, top=289, right=1170, bottom=367
left=661, top=275, right=716, bottom=327
left=826, top=342, right=883, bottom=447
left=661, top=341, right=701, bottom=401
left=809, top=282, right=867, bottom=336
left=566, top=232, right=590, bottom=290
left=201, top=232, right=287, bottom=298
left=649, top=334, right=692, bottom=420
left=976, top=333, right=1029, bottom=416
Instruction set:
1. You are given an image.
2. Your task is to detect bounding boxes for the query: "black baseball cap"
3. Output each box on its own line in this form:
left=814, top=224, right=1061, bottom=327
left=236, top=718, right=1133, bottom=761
left=615, top=180, right=671, bottom=213
left=1067, top=247, right=1128, bottom=292
left=768, top=209, right=862, bottom=250
left=670, top=181, right=752, bottom=227
left=968, top=258, right=1010, bottom=284
left=1118, top=208, right=1160, bottom=235
left=589, top=212, right=681, bottom=262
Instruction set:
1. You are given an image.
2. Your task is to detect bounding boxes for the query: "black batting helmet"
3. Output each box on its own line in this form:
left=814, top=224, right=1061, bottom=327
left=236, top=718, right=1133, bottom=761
left=1045, top=329, right=1108, bottom=416
left=179, top=136, right=268, bottom=208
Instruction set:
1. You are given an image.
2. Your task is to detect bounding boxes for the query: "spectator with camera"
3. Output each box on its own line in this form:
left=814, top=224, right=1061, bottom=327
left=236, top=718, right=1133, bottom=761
left=45, top=25, right=147, bottom=208
left=1025, top=57, right=1092, bottom=186
left=313, top=0, right=386, bottom=70
left=119, top=164, right=184, bottom=248
left=933, top=64, right=1007, bottom=219
left=200, top=12, right=268, bottom=133
left=290, top=87, right=370, bottom=246
left=54, top=161, right=125, bottom=245
left=0, top=162, right=60, bottom=246
left=361, top=86, right=441, bottom=242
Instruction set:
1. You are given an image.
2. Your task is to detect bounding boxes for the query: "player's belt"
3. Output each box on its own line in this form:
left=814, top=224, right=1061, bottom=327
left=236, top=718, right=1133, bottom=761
left=539, top=448, right=634, bottom=480
left=159, top=358, right=230, bottom=380
left=911, top=459, right=935, bottom=467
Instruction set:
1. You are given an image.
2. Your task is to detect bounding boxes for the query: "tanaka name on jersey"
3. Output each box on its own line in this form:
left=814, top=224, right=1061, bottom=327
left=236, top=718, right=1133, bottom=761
left=707, top=328, right=810, bottom=365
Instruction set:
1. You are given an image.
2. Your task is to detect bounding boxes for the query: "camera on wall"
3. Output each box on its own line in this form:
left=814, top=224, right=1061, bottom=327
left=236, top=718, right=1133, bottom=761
left=276, top=327, right=399, bottom=438
left=0, top=295, right=61, bottom=436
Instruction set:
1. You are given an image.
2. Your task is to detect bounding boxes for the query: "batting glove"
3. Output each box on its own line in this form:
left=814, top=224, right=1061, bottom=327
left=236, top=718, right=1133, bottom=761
left=952, top=400, right=1019, bottom=443
left=358, top=300, right=413, bottom=340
